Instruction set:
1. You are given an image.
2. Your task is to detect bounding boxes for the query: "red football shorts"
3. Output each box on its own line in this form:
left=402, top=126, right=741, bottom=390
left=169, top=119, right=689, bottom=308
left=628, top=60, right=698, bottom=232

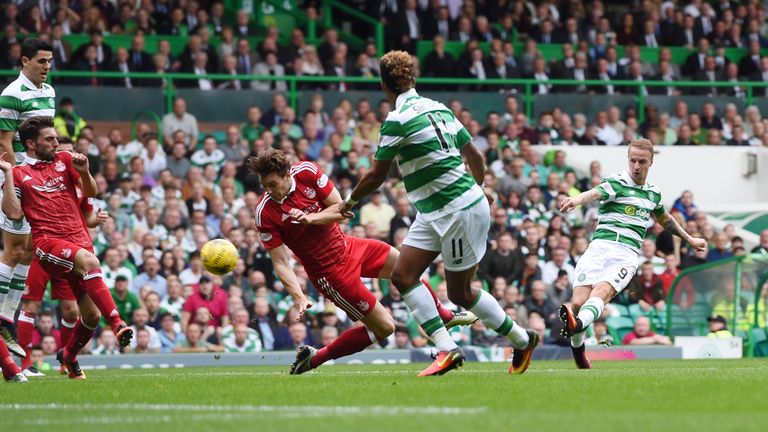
left=308, top=236, right=391, bottom=322
left=23, top=257, right=79, bottom=302
left=31, top=237, right=92, bottom=300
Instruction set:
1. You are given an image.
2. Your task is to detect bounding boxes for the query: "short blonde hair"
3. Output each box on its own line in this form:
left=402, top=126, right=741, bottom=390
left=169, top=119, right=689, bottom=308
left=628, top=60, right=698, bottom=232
left=628, top=138, right=654, bottom=158
left=380, top=50, right=415, bottom=94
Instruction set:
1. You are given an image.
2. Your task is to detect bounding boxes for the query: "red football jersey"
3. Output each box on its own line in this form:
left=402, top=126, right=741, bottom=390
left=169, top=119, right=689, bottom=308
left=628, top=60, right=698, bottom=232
left=255, top=162, right=345, bottom=275
left=12, top=151, right=92, bottom=248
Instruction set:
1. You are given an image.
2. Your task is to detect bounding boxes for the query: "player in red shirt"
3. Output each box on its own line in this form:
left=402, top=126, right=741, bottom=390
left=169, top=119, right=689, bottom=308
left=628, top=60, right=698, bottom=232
left=1, top=117, right=132, bottom=379
left=15, top=138, right=110, bottom=377
left=249, top=150, right=475, bottom=376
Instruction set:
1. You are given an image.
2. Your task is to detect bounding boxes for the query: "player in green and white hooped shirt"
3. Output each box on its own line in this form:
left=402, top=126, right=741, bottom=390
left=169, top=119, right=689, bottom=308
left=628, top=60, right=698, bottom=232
left=0, top=39, right=55, bottom=358
left=341, top=51, right=539, bottom=376
left=558, top=139, right=707, bottom=369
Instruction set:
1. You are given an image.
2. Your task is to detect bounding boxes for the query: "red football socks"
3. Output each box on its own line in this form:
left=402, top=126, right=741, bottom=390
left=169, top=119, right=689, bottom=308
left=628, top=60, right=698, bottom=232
left=63, top=318, right=96, bottom=363
left=0, top=340, right=21, bottom=379
left=17, top=310, right=36, bottom=370
left=82, top=270, right=124, bottom=332
left=60, top=318, right=76, bottom=347
left=421, top=278, right=454, bottom=324
left=310, top=325, right=376, bottom=368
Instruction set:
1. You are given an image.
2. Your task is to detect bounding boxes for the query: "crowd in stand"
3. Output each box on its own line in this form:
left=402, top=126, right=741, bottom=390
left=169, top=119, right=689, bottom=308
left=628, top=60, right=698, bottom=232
left=4, top=1, right=768, bottom=366
left=3, top=1, right=768, bottom=94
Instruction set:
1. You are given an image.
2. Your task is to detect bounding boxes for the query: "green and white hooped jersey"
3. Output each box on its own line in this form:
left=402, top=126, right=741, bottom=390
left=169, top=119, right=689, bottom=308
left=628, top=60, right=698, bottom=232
left=374, top=88, right=484, bottom=221
left=593, top=171, right=665, bottom=254
left=0, top=73, right=56, bottom=162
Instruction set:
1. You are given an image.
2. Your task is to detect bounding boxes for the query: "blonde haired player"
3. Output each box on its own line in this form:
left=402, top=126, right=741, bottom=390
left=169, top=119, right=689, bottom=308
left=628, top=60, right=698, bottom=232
left=558, top=139, right=706, bottom=368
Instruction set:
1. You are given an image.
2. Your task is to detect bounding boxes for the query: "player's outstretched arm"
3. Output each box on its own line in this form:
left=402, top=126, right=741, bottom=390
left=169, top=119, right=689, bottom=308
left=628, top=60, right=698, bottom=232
left=654, top=211, right=707, bottom=252
left=290, top=188, right=347, bottom=225
left=268, top=245, right=313, bottom=318
left=340, top=158, right=393, bottom=215
left=0, top=155, right=22, bottom=220
left=560, top=188, right=603, bottom=212
left=0, top=131, right=15, bottom=165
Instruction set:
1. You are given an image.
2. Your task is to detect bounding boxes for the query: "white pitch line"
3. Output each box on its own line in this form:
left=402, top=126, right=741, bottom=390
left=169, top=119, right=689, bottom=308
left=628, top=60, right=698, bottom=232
left=3, top=403, right=487, bottom=416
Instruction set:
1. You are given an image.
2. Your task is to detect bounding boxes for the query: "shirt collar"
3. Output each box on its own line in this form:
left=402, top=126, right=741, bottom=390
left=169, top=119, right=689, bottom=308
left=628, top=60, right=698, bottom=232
left=19, top=72, right=42, bottom=90
left=621, top=170, right=647, bottom=188
left=24, top=155, right=40, bottom=165
left=395, top=88, right=419, bottom=110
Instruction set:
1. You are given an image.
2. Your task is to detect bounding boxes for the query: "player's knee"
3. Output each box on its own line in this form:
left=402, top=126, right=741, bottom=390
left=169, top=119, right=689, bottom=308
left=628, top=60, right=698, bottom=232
left=1, top=246, right=22, bottom=267
left=81, top=307, right=101, bottom=326
left=79, top=254, right=101, bottom=273
left=21, top=300, right=40, bottom=315
left=373, top=318, right=395, bottom=340
left=60, top=302, right=79, bottom=320
left=17, top=246, right=34, bottom=265
left=390, top=269, right=417, bottom=292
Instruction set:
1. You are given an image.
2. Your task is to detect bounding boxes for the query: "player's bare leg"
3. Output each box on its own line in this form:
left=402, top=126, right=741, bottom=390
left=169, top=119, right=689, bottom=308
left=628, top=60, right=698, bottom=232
left=72, top=248, right=132, bottom=346
left=57, top=294, right=100, bottom=379
left=446, top=265, right=538, bottom=374
left=390, top=245, right=464, bottom=376
left=378, top=247, right=476, bottom=329
left=290, top=302, right=395, bottom=375
left=0, top=232, right=32, bottom=358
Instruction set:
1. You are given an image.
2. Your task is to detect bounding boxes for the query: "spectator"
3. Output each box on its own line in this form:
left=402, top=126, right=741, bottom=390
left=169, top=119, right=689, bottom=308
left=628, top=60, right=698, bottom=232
left=133, top=256, right=168, bottom=298
left=158, top=312, right=180, bottom=352
left=174, top=322, right=224, bottom=353
left=707, top=315, right=735, bottom=338
left=191, top=135, right=227, bottom=173
left=541, top=248, right=575, bottom=285
left=524, top=280, right=558, bottom=325
left=478, top=232, right=524, bottom=286
left=253, top=51, right=287, bottom=91
left=359, top=191, right=395, bottom=241
left=251, top=298, right=278, bottom=351
left=181, top=275, right=229, bottom=331
left=622, top=316, right=672, bottom=345
left=162, top=98, right=199, bottom=150
left=91, top=329, right=121, bottom=355
left=636, top=261, right=665, bottom=312
left=111, top=275, right=141, bottom=326
left=707, top=232, right=733, bottom=262
left=547, top=270, right=573, bottom=306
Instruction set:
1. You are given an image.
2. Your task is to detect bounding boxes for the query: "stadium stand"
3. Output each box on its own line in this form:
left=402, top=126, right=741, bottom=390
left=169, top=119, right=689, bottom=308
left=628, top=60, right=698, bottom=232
left=1, top=0, right=768, bottom=363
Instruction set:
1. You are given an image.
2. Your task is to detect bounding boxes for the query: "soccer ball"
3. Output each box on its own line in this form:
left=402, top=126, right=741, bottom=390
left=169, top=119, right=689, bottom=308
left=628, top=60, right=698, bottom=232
left=200, top=239, right=239, bottom=276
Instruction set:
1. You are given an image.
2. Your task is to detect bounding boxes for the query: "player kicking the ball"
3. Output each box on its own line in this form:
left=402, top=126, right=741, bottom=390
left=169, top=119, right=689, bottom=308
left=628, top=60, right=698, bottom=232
left=558, top=138, right=706, bottom=369
left=340, top=51, right=538, bottom=375
left=1, top=117, right=132, bottom=379
left=248, top=150, right=477, bottom=377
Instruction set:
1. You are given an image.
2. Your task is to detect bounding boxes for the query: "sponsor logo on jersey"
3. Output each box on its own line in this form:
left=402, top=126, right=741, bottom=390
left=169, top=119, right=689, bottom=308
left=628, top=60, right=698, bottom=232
left=317, top=174, right=328, bottom=188
left=624, top=205, right=650, bottom=219
left=260, top=232, right=273, bottom=242
left=304, top=187, right=316, bottom=199
left=55, top=161, right=66, bottom=172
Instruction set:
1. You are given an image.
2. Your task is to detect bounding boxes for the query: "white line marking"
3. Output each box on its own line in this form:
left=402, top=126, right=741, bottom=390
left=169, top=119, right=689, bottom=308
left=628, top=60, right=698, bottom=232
left=3, top=403, right=487, bottom=416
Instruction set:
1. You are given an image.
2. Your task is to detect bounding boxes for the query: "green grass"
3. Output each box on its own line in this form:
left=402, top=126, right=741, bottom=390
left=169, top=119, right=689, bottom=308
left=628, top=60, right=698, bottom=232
left=3, top=359, right=767, bottom=432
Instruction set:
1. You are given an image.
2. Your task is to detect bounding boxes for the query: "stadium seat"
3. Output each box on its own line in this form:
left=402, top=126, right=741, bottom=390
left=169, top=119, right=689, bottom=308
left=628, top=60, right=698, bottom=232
left=606, top=316, right=635, bottom=344
left=750, top=328, right=768, bottom=357
left=628, top=304, right=646, bottom=320
left=612, top=304, right=630, bottom=318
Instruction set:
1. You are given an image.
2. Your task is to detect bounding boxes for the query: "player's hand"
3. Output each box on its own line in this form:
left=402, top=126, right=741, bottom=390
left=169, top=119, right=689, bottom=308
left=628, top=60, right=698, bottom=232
left=293, top=297, right=313, bottom=319
left=559, top=196, right=580, bottom=213
left=71, top=153, right=89, bottom=173
left=94, top=209, right=110, bottom=225
left=689, top=237, right=707, bottom=252
left=0, top=153, right=12, bottom=173
left=289, top=208, right=313, bottom=225
left=338, top=201, right=354, bottom=219
left=483, top=187, right=495, bottom=206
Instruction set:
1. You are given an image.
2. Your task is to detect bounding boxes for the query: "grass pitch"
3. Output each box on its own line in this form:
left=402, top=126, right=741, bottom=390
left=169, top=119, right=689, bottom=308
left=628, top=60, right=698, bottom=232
left=2, top=359, right=766, bottom=432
